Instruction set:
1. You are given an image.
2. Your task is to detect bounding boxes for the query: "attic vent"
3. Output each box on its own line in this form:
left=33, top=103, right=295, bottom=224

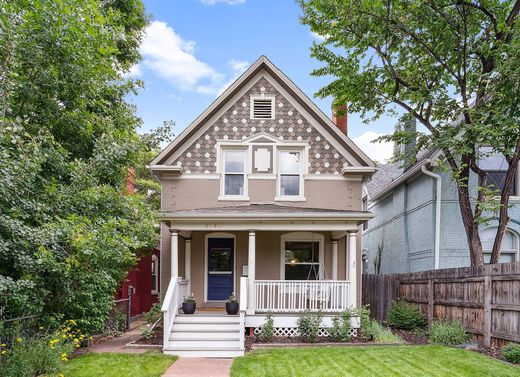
left=251, top=97, right=274, bottom=119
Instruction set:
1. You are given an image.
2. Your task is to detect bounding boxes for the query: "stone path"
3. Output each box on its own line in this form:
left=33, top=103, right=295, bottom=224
left=89, top=319, right=153, bottom=354
left=162, top=358, right=233, bottom=377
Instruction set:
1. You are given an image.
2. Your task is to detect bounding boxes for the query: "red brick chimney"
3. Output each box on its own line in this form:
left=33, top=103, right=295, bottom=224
left=332, top=103, right=348, bottom=135
left=126, top=167, right=135, bottom=195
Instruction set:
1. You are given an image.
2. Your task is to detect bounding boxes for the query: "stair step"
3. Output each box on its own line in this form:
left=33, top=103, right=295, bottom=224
left=163, top=348, right=244, bottom=358
left=175, top=315, right=240, bottom=324
left=168, top=340, right=241, bottom=348
left=171, top=331, right=240, bottom=340
left=172, top=323, right=240, bottom=332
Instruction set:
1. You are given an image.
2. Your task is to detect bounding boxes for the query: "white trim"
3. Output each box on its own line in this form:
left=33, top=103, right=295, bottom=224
left=151, top=254, right=159, bottom=295
left=276, top=147, right=306, bottom=200
left=250, top=95, right=275, bottom=120
left=168, top=222, right=361, bottom=232
left=280, top=232, right=325, bottom=280
left=218, top=196, right=250, bottom=201
left=220, top=148, right=249, bottom=199
left=204, top=232, right=237, bottom=303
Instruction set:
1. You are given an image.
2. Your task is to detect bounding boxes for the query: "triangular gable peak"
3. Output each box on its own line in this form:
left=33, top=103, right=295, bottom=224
left=151, top=56, right=374, bottom=175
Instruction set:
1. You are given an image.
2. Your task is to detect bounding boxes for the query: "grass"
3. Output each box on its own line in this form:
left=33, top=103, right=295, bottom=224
left=48, top=352, right=177, bottom=377
left=231, top=345, right=519, bottom=377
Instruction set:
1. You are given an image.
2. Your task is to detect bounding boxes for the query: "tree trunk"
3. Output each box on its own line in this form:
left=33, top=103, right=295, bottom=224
left=456, top=172, right=485, bottom=266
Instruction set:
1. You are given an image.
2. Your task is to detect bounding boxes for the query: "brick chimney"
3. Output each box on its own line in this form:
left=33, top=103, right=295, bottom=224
left=332, top=103, right=348, bottom=135
left=126, top=167, right=135, bottom=195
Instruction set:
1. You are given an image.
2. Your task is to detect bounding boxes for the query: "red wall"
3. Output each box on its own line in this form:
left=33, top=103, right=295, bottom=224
left=115, top=248, right=160, bottom=318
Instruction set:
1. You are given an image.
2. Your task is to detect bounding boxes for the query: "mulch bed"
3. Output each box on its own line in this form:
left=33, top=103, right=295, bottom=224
left=391, top=329, right=429, bottom=345
left=134, top=325, right=163, bottom=345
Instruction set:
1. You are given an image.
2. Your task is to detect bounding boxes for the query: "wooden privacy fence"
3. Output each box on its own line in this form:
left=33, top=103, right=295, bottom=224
left=362, top=262, right=520, bottom=347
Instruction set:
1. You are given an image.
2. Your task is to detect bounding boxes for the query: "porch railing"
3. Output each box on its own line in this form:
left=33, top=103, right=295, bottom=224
left=254, top=280, right=350, bottom=313
left=161, top=277, right=189, bottom=349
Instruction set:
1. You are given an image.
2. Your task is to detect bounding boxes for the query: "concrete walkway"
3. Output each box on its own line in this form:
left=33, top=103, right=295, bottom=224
left=89, top=319, right=152, bottom=354
left=162, top=358, right=233, bottom=377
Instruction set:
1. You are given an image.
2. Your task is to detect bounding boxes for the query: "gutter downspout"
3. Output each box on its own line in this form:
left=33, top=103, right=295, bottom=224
left=421, top=163, right=442, bottom=270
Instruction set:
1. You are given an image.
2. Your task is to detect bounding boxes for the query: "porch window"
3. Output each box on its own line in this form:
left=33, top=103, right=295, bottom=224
left=222, top=149, right=247, bottom=197
left=284, top=241, right=320, bottom=280
left=151, top=254, right=158, bottom=294
left=278, top=150, right=303, bottom=198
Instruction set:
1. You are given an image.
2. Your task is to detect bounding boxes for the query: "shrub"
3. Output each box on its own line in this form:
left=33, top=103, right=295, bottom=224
left=329, top=310, right=353, bottom=342
left=0, top=320, right=83, bottom=377
left=429, top=321, right=469, bottom=346
left=387, top=299, right=427, bottom=330
left=144, top=302, right=162, bottom=324
left=356, top=305, right=372, bottom=339
left=365, top=321, right=403, bottom=343
left=297, top=310, right=322, bottom=343
left=501, top=343, right=520, bottom=364
left=258, top=311, right=274, bottom=342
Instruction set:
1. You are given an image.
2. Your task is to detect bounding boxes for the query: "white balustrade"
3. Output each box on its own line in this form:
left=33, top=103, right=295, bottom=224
left=254, top=280, right=350, bottom=313
left=161, top=277, right=190, bottom=350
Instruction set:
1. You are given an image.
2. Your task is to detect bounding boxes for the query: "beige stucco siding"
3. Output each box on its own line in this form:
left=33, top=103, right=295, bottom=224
left=162, top=178, right=362, bottom=211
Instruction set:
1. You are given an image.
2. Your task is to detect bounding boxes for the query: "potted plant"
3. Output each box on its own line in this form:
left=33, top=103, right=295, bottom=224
left=182, top=293, right=196, bottom=314
left=226, top=292, right=239, bottom=315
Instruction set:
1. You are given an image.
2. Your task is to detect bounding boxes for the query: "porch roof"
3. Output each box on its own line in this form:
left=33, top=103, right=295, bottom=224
left=162, top=204, right=373, bottom=232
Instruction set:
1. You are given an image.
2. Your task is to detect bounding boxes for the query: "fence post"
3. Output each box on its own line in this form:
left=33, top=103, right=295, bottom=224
left=428, top=279, right=434, bottom=326
left=483, top=275, right=492, bottom=347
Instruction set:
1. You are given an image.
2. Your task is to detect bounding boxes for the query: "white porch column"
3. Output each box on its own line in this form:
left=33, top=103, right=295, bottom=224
left=247, top=231, right=256, bottom=315
left=185, top=238, right=191, bottom=292
left=331, top=239, right=338, bottom=280
left=170, top=230, right=179, bottom=277
left=348, top=231, right=358, bottom=308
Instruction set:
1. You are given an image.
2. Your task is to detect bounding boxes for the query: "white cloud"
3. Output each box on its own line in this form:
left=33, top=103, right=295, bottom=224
left=200, top=0, right=245, bottom=5
left=309, top=31, right=326, bottom=41
left=216, top=59, right=250, bottom=95
left=127, top=64, right=142, bottom=77
left=140, top=21, right=224, bottom=93
left=352, top=131, right=394, bottom=163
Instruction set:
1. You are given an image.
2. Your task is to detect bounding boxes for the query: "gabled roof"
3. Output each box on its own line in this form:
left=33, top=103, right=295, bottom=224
left=150, top=56, right=374, bottom=168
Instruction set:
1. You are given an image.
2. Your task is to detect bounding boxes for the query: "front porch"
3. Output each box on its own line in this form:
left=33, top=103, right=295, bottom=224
left=159, top=204, right=372, bottom=356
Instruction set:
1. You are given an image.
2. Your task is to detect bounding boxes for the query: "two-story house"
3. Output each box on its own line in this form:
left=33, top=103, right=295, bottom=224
left=362, top=120, right=520, bottom=275
left=149, top=56, right=375, bottom=357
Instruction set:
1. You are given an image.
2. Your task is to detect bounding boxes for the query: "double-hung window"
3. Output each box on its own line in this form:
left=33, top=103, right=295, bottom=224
left=283, top=240, right=321, bottom=280
left=278, top=150, right=303, bottom=199
left=222, top=149, right=247, bottom=197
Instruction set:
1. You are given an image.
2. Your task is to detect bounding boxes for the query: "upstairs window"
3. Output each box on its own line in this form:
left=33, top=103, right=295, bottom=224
left=278, top=150, right=303, bottom=198
left=251, top=97, right=275, bottom=119
left=222, top=149, right=247, bottom=197
left=478, top=147, right=517, bottom=195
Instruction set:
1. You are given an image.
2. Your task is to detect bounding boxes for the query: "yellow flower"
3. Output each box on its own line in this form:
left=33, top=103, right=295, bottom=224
left=39, top=326, right=44, bottom=330
left=1, top=343, right=6, bottom=347
left=62, top=334, right=67, bottom=339
left=59, top=374, right=65, bottom=377
left=61, top=352, right=68, bottom=357
left=16, top=338, right=22, bottom=343
left=1, top=350, right=7, bottom=355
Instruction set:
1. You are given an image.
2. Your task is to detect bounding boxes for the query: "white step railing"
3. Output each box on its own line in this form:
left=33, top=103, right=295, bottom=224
left=239, top=277, right=248, bottom=349
left=254, top=280, right=350, bottom=313
left=161, top=277, right=190, bottom=350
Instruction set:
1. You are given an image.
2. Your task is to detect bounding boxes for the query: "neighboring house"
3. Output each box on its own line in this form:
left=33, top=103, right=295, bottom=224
left=362, top=121, right=520, bottom=275
left=114, top=171, right=161, bottom=318
left=114, top=248, right=160, bottom=318
left=149, top=56, right=375, bottom=357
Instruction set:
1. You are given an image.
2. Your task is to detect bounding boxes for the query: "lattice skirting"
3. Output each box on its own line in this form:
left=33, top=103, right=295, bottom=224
left=253, top=327, right=358, bottom=338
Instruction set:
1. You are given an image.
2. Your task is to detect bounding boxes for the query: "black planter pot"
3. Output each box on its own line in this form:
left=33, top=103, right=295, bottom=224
left=226, top=302, right=239, bottom=315
left=182, top=302, right=196, bottom=314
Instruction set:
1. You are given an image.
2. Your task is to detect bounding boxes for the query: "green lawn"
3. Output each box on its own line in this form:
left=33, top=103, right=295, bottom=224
left=48, top=352, right=177, bottom=377
left=231, top=345, right=519, bottom=377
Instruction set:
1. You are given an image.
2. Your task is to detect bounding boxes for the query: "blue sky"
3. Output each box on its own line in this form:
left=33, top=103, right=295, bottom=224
left=130, top=0, right=396, bottom=161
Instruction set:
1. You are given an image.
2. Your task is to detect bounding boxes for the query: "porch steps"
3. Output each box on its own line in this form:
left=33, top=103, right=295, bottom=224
left=164, top=314, right=244, bottom=357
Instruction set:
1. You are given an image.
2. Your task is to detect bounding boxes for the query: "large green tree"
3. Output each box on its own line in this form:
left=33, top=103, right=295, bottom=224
left=0, top=0, right=157, bottom=333
left=301, top=0, right=520, bottom=266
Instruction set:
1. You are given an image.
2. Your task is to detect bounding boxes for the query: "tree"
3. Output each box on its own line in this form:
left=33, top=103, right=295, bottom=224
left=0, top=0, right=156, bottom=333
left=300, top=0, right=520, bottom=265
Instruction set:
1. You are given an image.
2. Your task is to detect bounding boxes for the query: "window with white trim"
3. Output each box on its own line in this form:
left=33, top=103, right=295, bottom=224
left=251, top=96, right=275, bottom=119
left=222, top=149, right=247, bottom=197
left=481, top=227, right=519, bottom=263
left=278, top=150, right=303, bottom=198
left=281, top=233, right=323, bottom=280
left=151, top=254, right=159, bottom=294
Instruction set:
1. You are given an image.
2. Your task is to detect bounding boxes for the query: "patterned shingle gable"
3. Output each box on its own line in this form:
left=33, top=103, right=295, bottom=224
left=173, top=77, right=350, bottom=175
